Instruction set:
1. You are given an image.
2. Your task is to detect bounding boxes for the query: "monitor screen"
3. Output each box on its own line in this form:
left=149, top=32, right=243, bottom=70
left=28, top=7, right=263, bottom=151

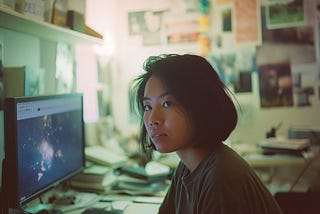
left=3, top=93, right=85, bottom=210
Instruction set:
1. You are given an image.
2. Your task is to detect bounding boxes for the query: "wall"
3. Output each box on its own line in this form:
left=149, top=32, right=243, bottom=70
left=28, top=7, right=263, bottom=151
left=0, top=27, right=64, bottom=187
left=110, top=0, right=320, bottom=146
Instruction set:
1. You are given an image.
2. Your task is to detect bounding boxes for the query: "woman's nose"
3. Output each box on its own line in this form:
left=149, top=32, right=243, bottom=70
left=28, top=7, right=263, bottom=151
left=148, top=107, right=162, bottom=127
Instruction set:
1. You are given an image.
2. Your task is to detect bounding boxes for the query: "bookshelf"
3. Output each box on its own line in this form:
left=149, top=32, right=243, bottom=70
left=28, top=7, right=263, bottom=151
left=0, top=6, right=103, bottom=45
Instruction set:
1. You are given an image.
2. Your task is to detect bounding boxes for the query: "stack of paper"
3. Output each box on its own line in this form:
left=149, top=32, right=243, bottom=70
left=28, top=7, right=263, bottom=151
left=259, top=138, right=311, bottom=156
left=69, top=165, right=116, bottom=193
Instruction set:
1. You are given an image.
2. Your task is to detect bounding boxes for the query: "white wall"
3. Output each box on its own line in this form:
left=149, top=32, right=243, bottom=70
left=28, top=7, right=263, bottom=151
left=108, top=0, right=320, bottom=145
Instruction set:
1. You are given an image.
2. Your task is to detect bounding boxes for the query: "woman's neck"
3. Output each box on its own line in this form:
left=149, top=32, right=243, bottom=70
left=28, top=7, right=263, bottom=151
left=176, top=147, right=212, bottom=172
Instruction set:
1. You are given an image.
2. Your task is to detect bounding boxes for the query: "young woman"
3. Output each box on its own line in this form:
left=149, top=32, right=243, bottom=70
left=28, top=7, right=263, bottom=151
left=131, top=54, right=282, bottom=213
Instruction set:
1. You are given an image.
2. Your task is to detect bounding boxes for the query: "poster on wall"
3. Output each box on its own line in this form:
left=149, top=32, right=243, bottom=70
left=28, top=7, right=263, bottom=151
left=163, top=0, right=200, bottom=44
left=257, top=25, right=316, bottom=65
left=55, top=42, right=74, bottom=93
left=266, top=0, right=305, bottom=29
left=164, top=13, right=199, bottom=44
left=258, top=61, right=293, bottom=108
left=234, top=72, right=252, bottom=93
left=128, top=10, right=163, bottom=46
left=234, top=0, right=261, bottom=45
left=292, top=65, right=315, bottom=107
left=208, top=53, right=236, bottom=87
left=222, top=8, right=232, bottom=32
left=128, top=10, right=162, bottom=35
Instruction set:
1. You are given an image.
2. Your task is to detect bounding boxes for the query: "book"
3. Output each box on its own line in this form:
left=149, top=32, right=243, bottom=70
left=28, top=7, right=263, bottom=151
left=115, top=162, right=172, bottom=183
left=69, top=168, right=117, bottom=194
left=71, top=165, right=112, bottom=183
left=259, top=138, right=310, bottom=156
left=85, top=145, right=129, bottom=167
left=110, top=180, right=169, bottom=196
left=259, top=138, right=310, bottom=151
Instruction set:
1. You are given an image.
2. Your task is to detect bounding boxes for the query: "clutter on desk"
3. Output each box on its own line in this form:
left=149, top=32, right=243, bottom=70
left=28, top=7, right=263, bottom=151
left=110, top=180, right=169, bottom=196
left=266, top=121, right=282, bottom=138
left=69, top=161, right=171, bottom=196
left=111, top=162, right=171, bottom=196
left=288, top=126, right=320, bottom=145
left=259, top=137, right=311, bottom=156
left=69, top=165, right=116, bottom=194
left=85, top=145, right=129, bottom=167
left=114, top=161, right=172, bottom=182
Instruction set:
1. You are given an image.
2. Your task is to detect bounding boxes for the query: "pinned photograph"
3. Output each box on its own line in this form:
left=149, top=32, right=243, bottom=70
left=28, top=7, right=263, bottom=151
left=266, top=0, right=305, bottom=29
left=258, top=61, right=293, bottom=107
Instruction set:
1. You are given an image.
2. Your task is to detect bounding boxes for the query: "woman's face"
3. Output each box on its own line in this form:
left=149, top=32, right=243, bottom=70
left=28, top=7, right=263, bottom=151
left=143, top=75, right=194, bottom=153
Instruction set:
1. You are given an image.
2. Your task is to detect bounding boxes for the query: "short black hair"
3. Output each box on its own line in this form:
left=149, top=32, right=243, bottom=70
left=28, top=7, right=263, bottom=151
left=131, top=54, right=238, bottom=159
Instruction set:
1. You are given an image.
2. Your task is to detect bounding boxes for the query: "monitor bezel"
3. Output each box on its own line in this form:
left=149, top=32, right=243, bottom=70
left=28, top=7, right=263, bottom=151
left=3, top=93, right=85, bottom=210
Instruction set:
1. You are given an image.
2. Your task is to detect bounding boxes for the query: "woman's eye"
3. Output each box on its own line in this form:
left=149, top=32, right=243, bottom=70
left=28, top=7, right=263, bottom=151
left=162, top=101, right=171, bottom=108
left=144, top=105, right=151, bottom=111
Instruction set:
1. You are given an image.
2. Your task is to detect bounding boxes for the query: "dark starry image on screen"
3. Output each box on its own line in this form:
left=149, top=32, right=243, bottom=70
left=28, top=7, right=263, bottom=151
left=17, top=110, right=83, bottom=199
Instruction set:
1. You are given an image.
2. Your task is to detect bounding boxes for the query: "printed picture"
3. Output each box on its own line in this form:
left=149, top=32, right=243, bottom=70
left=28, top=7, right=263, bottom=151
left=128, top=10, right=162, bottom=35
left=128, top=10, right=163, bottom=45
left=234, top=72, right=252, bottom=93
left=55, top=42, right=74, bottom=93
left=165, top=17, right=199, bottom=44
left=258, top=61, right=293, bottom=107
left=266, top=0, right=305, bottom=29
left=222, top=8, right=232, bottom=32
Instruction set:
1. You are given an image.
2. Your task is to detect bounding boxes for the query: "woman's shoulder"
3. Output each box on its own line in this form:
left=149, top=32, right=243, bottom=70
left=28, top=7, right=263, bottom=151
left=201, top=144, right=255, bottom=179
left=207, top=144, right=248, bottom=165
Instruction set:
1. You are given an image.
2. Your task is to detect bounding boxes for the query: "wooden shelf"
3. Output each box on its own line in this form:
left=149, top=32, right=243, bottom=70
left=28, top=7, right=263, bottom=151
left=0, top=6, right=103, bottom=45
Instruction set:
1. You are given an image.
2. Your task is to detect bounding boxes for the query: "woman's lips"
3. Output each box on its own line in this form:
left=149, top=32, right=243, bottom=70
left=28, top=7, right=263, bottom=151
left=151, top=132, right=167, bottom=140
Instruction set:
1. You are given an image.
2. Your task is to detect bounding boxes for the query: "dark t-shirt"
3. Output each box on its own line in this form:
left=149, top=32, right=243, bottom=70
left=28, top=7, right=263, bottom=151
left=158, top=143, right=283, bottom=214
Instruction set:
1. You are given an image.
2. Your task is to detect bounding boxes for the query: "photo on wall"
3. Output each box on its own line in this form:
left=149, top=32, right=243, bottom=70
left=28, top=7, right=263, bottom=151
left=266, top=0, right=305, bottom=29
left=128, top=10, right=163, bottom=46
left=292, top=71, right=315, bottom=107
left=234, top=72, right=252, bottom=93
left=55, top=42, right=74, bottom=93
left=164, top=15, right=199, bottom=44
left=222, top=8, right=232, bottom=32
left=128, top=10, right=163, bottom=35
left=258, top=61, right=293, bottom=107
left=208, top=53, right=237, bottom=87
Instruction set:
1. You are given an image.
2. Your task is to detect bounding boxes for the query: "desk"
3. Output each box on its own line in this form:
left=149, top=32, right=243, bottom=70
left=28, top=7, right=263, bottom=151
left=244, top=153, right=306, bottom=168
left=66, top=202, right=160, bottom=214
left=242, top=147, right=320, bottom=194
left=23, top=190, right=163, bottom=214
left=60, top=195, right=162, bottom=214
left=124, top=203, right=160, bottom=214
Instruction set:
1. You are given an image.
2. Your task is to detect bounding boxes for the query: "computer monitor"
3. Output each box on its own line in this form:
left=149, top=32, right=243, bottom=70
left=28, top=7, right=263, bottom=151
left=2, top=93, right=85, bottom=212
